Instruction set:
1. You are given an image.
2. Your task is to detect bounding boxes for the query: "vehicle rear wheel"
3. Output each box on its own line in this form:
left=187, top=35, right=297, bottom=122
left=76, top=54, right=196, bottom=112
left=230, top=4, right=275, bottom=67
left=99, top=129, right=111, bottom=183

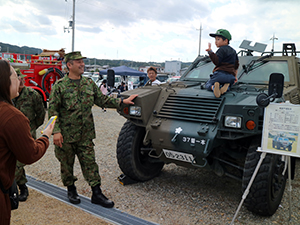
left=116, top=120, right=164, bottom=181
left=242, top=137, right=287, bottom=216
left=42, top=68, right=64, bottom=98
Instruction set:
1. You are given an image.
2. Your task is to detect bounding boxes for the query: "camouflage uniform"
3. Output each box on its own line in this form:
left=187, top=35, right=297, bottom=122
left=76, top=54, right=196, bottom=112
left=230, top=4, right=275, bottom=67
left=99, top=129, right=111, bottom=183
left=13, top=86, right=46, bottom=185
left=48, top=74, right=121, bottom=187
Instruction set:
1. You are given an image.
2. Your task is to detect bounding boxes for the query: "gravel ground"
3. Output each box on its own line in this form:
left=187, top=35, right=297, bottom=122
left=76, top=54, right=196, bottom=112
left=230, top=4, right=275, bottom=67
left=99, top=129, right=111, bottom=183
left=13, top=106, right=300, bottom=225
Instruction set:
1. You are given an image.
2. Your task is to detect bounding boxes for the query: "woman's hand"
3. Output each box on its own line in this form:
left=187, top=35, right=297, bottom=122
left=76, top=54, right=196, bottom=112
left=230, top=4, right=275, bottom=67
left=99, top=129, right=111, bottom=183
left=42, top=121, right=56, bottom=139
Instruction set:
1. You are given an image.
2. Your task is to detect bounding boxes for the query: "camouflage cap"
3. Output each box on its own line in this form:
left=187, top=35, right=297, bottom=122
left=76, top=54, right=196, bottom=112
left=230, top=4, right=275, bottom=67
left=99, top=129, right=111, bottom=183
left=209, top=29, right=232, bottom=41
left=64, top=51, right=86, bottom=63
left=15, top=68, right=27, bottom=78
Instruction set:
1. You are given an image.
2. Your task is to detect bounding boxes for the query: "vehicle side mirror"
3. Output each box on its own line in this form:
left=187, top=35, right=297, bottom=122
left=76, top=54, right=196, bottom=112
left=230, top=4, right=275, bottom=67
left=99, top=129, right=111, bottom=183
left=268, top=73, right=284, bottom=98
left=256, top=73, right=284, bottom=107
left=107, top=69, right=115, bottom=87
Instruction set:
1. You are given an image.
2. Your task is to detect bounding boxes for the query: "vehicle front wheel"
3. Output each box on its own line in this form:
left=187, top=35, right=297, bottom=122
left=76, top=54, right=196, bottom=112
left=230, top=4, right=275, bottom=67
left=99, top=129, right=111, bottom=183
left=242, top=137, right=287, bottom=216
left=116, top=120, right=164, bottom=181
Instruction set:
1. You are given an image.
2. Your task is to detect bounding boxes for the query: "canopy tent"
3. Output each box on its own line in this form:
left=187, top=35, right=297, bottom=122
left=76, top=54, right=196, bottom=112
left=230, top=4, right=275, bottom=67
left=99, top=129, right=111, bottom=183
left=99, top=65, right=147, bottom=77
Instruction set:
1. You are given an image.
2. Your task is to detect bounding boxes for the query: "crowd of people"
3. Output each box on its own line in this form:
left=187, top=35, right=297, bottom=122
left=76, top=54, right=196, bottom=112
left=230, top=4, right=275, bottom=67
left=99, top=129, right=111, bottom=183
left=0, top=28, right=236, bottom=224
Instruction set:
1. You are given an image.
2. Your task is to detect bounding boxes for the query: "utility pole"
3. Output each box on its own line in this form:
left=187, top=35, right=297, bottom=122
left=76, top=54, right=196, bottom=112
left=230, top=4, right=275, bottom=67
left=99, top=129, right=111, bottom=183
left=64, top=0, right=75, bottom=51
left=72, top=0, right=75, bottom=51
left=196, top=23, right=203, bottom=56
left=270, top=33, right=278, bottom=52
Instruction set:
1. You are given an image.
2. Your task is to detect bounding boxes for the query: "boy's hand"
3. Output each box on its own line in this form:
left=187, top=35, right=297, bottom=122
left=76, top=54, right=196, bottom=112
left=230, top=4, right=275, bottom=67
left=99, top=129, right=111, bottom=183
left=234, top=77, right=238, bottom=84
left=206, top=43, right=212, bottom=52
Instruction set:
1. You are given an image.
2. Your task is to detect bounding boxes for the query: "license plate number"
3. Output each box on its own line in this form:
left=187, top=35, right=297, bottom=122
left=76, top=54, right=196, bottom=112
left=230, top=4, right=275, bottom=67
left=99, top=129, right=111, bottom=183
left=163, top=149, right=194, bottom=163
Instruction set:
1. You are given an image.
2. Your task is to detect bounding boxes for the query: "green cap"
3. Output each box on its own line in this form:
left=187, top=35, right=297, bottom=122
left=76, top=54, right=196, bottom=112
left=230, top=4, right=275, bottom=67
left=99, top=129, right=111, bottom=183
left=15, top=68, right=27, bottom=78
left=64, top=51, right=86, bottom=63
left=209, top=29, right=232, bottom=41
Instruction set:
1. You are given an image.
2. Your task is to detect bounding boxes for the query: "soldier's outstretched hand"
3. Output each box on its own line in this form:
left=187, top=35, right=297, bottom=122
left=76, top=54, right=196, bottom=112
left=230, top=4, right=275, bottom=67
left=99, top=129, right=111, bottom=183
left=123, top=94, right=138, bottom=105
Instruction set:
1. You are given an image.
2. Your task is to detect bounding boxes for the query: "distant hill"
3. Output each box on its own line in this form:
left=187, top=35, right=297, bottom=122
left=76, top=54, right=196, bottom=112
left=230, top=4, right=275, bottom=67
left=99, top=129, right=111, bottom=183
left=0, top=42, right=42, bottom=55
left=0, top=42, right=192, bottom=69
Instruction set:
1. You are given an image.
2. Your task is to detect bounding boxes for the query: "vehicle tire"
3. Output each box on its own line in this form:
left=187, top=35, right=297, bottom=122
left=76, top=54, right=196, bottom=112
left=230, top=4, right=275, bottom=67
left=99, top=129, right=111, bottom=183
left=272, top=141, right=275, bottom=148
left=116, top=120, right=164, bottom=181
left=42, top=68, right=64, bottom=98
left=242, top=137, right=287, bottom=216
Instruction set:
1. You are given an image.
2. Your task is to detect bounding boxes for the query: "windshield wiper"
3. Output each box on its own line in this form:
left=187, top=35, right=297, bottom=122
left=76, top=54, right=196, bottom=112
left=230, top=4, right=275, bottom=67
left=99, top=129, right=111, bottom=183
left=239, top=54, right=272, bottom=79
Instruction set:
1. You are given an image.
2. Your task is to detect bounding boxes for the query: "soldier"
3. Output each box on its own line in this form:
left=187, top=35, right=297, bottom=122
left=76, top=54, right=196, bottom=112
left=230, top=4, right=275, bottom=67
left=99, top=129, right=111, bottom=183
left=13, top=68, right=46, bottom=201
left=48, top=51, right=137, bottom=208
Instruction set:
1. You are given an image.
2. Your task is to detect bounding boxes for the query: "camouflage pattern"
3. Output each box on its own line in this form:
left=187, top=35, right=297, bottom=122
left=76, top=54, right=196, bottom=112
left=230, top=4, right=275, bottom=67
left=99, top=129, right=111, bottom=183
left=48, top=75, right=120, bottom=143
left=54, top=139, right=101, bottom=187
left=13, top=87, right=45, bottom=137
left=13, top=86, right=46, bottom=185
left=48, top=74, right=121, bottom=186
left=15, top=68, right=27, bottom=78
left=64, top=51, right=86, bottom=63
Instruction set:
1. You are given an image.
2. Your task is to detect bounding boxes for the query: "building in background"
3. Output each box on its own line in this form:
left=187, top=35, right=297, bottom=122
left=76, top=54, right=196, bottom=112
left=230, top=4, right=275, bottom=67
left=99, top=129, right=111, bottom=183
left=164, top=60, right=181, bottom=76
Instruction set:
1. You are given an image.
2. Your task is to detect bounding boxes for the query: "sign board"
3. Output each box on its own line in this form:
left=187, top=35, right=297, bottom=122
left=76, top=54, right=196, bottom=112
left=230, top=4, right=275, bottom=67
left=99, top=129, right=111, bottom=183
left=259, top=102, right=300, bottom=158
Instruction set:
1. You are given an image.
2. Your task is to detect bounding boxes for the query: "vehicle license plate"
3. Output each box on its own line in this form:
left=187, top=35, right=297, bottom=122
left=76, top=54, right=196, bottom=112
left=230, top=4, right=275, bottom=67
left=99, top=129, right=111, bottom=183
left=163, top=149, right=194, bottom=163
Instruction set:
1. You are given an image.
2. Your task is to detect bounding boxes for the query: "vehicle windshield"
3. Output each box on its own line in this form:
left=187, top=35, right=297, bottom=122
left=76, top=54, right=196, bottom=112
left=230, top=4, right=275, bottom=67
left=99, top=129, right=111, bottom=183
left=183, top=60, right=214, bottom=81
left=91, top=75, right=99, bottom=82
left=239, top=60, right=289, bottom=83
left=128, top=76, right=140, bottom=84
left=183, top=56, right=290, bottom=84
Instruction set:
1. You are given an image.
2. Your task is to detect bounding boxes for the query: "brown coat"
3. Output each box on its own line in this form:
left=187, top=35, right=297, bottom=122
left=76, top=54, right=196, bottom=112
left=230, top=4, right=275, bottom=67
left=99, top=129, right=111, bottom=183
left=0, top=101, right=49, bottom=225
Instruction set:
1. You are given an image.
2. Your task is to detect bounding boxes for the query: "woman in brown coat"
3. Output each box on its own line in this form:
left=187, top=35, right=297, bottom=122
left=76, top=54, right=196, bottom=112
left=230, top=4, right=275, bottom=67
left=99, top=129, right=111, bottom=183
left=0, top=60, right=55, bottom=225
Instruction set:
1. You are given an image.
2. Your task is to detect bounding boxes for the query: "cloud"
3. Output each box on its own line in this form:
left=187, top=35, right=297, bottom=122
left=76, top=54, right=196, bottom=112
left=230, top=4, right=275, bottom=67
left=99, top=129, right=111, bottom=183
left=0, top=0, right=299, bottom=62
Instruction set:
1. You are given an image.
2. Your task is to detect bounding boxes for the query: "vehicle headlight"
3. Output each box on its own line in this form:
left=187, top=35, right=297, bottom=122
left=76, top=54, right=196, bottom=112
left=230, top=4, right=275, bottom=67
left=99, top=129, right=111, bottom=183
left=129, top=106, right=141, bottom=116
left=224, top=116, right=242, bottom=128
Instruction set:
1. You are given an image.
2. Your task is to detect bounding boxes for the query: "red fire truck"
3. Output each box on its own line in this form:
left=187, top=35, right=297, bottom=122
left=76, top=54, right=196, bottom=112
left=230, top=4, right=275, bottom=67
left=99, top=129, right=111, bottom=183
left=0, top=49, right=65, bottom=108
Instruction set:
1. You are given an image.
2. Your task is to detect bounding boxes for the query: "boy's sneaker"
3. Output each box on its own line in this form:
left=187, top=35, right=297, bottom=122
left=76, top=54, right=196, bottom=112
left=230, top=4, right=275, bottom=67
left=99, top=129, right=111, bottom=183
left=213, top=82, right=221, bottom=98
left=220, top=83, right=230, bottom=94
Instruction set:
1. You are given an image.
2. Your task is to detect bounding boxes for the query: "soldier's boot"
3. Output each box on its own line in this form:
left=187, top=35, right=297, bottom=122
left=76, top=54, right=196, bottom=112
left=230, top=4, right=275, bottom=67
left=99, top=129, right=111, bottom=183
left=91, top=184, right=114, bottom=208
left=67, top=184, right=81, bottom=204
left=18, top=184, right=29, bottom=202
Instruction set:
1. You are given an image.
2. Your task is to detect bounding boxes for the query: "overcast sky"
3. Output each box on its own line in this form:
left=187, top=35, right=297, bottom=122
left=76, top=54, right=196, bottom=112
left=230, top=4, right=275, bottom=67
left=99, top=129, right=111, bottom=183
left=0, top=0, right=299, bottom=62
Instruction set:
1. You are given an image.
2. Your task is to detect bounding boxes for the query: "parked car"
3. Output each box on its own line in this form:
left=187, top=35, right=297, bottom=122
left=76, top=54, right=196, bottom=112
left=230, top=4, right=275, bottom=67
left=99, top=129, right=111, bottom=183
left=167, top=76, right=181, bottom=83
left=156, top=74, right=170, bottom=83
left=83, top=72, right=93, bottom=78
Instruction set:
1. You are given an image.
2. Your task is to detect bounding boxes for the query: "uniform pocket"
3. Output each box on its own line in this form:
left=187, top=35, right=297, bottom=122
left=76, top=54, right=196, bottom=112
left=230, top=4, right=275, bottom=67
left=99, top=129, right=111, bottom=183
left=63, top=91, right=80, bottom=111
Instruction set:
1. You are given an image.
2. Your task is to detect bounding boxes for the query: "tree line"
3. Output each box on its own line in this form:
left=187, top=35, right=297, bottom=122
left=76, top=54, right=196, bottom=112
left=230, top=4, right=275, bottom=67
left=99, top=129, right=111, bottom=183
left=0, top=42, right=191, bottom=69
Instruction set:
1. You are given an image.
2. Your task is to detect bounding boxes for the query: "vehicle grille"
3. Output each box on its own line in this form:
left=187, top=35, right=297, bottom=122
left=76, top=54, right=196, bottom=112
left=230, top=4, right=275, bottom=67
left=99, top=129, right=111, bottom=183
left=157, top=95, right=223, bottom=123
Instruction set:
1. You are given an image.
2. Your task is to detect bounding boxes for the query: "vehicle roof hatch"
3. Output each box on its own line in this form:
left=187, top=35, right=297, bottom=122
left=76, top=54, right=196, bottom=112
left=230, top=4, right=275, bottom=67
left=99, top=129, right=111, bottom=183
left=239, top=40, right=267, bottom=56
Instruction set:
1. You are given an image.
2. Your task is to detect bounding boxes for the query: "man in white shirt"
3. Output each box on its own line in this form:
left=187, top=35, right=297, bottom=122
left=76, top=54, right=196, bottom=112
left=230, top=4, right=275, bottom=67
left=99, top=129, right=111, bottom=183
left=147, top=66, right=161, bottom=85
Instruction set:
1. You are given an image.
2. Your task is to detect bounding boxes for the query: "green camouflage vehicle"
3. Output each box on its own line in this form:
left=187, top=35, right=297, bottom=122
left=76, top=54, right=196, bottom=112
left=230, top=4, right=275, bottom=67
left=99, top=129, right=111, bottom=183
left=115, top=41, right=300, bottom=216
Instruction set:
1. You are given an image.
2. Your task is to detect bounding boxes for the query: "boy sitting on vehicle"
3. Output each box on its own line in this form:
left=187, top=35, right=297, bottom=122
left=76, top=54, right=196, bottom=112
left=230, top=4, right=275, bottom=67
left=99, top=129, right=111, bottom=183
left=205, top=29, right=239, bottom=98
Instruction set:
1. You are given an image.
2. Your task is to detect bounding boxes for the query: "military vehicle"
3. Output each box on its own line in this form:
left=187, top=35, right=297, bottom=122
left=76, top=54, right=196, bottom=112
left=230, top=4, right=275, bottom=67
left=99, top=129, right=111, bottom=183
left=272, top=133, right=294, bottom=151
left=115, top=40, right=300, bottom=216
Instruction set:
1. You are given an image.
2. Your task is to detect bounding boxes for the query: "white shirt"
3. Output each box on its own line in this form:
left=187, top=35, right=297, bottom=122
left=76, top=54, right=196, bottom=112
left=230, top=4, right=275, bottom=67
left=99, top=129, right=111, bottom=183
left=151, top=79, right=161, bottom=85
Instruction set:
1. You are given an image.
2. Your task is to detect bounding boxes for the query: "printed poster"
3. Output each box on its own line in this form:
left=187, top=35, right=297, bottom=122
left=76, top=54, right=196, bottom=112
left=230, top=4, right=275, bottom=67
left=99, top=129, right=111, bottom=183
left=260, top=102, right=300, bottom=158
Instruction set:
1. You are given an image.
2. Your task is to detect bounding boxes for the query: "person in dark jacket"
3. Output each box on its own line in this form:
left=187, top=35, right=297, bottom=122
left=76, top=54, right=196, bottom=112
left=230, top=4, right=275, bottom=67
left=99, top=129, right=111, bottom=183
left=205, top=29, right=239, bottom=98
